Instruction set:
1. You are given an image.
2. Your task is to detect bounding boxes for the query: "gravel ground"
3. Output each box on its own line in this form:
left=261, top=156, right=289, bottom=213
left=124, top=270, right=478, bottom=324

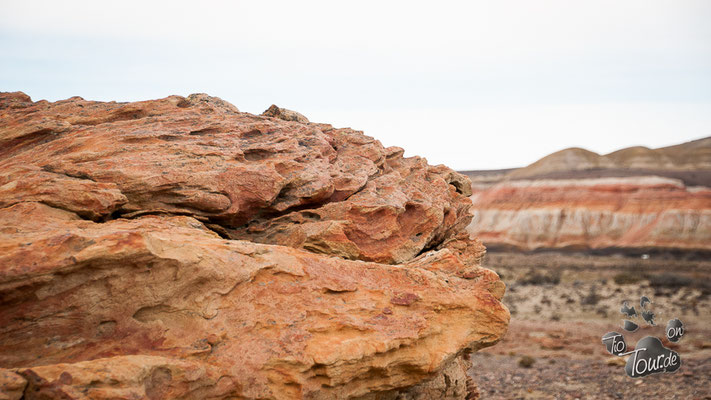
left=469, top=354, right=710, bottom=400
left=467, top=251, right=711, bottom=400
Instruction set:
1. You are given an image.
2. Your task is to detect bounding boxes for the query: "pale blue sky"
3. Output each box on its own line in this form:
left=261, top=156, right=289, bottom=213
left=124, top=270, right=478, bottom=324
left=2, top=0, right=710, bottom=169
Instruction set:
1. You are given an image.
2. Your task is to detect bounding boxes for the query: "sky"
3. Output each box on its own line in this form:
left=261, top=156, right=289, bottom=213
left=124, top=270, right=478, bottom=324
left=1, top=0, right=710, bottom=170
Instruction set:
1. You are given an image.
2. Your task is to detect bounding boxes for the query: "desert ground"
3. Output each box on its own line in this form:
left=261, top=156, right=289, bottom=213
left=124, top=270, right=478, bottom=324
left=468, top=251, right=711, bottom=399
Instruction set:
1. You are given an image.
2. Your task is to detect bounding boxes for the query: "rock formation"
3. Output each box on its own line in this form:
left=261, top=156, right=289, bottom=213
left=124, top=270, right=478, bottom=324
left=0, top=92, right=509, bottom=399
left=462, top=139, right=711, bottom=254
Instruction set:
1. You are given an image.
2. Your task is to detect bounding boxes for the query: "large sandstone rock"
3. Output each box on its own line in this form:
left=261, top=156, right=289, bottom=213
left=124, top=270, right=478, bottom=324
left=0, top=92, right=508, bottom=399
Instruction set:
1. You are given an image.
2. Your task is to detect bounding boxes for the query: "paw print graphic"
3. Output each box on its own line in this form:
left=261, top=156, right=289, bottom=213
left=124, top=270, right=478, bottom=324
left=621, top=295, right=657, bottom=333
left=601, top=295, right=685, bottom=378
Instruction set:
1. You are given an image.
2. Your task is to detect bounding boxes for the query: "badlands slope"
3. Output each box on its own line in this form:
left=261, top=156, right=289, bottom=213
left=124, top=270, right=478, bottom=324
left=462, top=138, right=711, bottom=254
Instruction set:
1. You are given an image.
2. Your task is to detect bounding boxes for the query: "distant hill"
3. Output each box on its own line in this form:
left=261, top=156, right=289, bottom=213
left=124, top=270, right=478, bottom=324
left=461, top=137, right=711, bottom=187
left=463, top=136, right=711, bottom=255
left=508, top=136, right=711, bottom=181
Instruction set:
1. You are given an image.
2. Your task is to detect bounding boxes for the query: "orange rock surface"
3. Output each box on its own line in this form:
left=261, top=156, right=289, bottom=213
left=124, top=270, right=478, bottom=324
left=0, top=92, right=508, bottom=399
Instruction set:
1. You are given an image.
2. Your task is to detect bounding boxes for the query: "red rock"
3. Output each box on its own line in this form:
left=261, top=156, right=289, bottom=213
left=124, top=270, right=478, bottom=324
left=0, top=92, right=509, bottom=399
left=0, top=369, right=25, bottom=400
left=261, top=104, right=310, bottom=124
left=390, top=292, right=421, bottom=306
left=0, top=92, right=473, bottom=264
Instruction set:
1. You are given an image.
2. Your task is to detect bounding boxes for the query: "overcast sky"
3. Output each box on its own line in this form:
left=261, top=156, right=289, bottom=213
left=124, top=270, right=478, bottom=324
left=2, top=0, right=710, bottom=170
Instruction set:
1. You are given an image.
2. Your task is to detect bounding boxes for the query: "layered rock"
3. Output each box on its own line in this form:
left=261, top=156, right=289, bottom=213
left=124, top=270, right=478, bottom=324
left=463, top=139, right=711, bottom=254
left=0, top=92, right=508, bottom=399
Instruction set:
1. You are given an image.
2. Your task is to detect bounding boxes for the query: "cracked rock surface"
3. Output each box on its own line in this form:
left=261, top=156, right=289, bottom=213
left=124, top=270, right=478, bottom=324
left=0, top=92, right=509, bottom=399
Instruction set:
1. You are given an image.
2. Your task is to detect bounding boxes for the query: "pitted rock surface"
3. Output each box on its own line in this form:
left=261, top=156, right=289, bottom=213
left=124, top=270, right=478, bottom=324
left=0, top=92, right=508, bottom=399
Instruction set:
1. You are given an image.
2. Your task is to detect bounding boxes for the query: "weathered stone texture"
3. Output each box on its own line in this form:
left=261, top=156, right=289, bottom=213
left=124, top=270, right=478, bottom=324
left=0, top=92, right=508, bottom=399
